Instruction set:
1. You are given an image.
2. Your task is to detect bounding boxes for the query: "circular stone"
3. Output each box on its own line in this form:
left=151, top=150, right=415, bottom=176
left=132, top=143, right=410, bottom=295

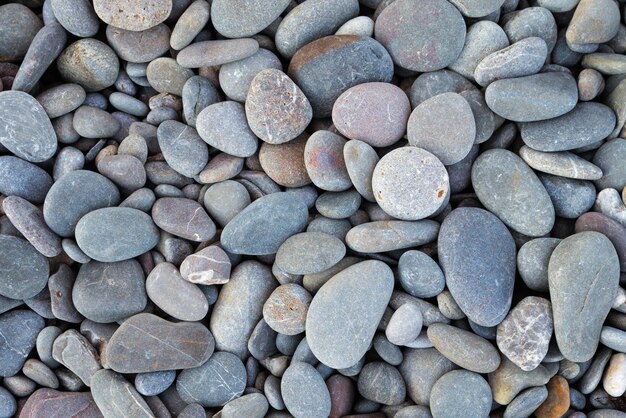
left=93, top=0, right=172, bottom=32
left=397, top=250, right=446, bottom=298
left=0, top=236, right=49, bottom=300
left=0, top=4, right=41, bottom=62
left=407, top=92, right=476, bottom=165
left=263, top=284, right=312, bottom=335
left=372, top=147, right=449, bottom=220
left=196, top=101, right=259, bottom=158
left=57, top=39, right=119, bottom=92
left=430, top=370, right=492, bottom=418
left=259, top=135, right=311, bottom=188
left=219, top=49, right=283, bottom=102
left=281, top=362, right=331, bottom=418
left=357, top=362, right=406, bottom=406
left=374, top=0, right=466, bottom=72
left=275, top=232, right=346, bottom=275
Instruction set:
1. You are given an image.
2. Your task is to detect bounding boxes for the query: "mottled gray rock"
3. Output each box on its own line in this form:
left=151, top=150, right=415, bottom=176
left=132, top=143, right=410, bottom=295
left=202, top=181, right=250, bottom=227
left=180, top=245, right=231, bottom=286
left=0, top=156, right=52, bottom=204
left=489, top=357, right=552, bottom=405
left=399, top=348, right=456, bottom=406
left=152, top=197, right=215, bottom=242
left=51, top=0, right=99, bottom=37
left=263, top=284, right=312, bottom=336
left=135, top=371, right=176, bottom=397
left=385, top=303, right=423, bottom=346
left=275, top=232, right=345, bottom=275
left=582, top=53, right=626, bottom=75
left=336, top=15, right=374, bottom=36
left=566, top=0, right=620, bottom=47
left=0, top=236, right=49, bottom=300
left=343, top=140, right=378, bottom=202
left=347, top=221, right=439, bottom=255
left=409, top=69, right=476, bottom=108
left=502, top=7, right=557, bottom=52
left=222, top=393, right=269, bottom=418
left=600, top=326, right=626, bottom=353
left=430, top=370, right=492, bottom=418
left=53, top=146, right=85, bottom=180
left=52, top=329, right=101, bottom=386
left=91, top=369, right=154, bottom=418
left=170, top=0, right=210, bottom=50
left=211, top=0, right=290, bottom=38
left=520, top=146, right=603, bottom=180
left=93, top=0, right=172, bottom=31
left=472, top=149, right=554, bottom=236
left=219, top=49, right=283, bottom=102
left=0, top=386, right=16, bottom=418
left=177, top=39, right=259, bottom=68
left=196, top=101, right=259, bottom=158
left=19, top=389, right=101, bottom=418
left=36, top=84, right=86, bottom=119
left=306, top=260, right=394, bottom=369
left=57, top=39, right=119, bottom=91
left=73, top=106, right=120, bottom=139
left=281, top=362, right=331, bottom=418
left=539, top=173, right=597, bottom=219
left=357, top=362, right=405, bottom=406
left=304, top=131, right=352, bottom=192
left=503, top=386, right=548, bottom=418
left=0, top=310, right=45, bottom=377
left=107, top=24, right=171, bottom=64
left=593, top=139, right=626, bottom=191
left=182, top=76, right=220, bottom=128
left=449, top=0, right=505, bottom=16
left=517, top=238, right=561, bottom=292
left=248, top=318, right=277, bottom=360
left=549, top=232, right=620, bottom=362
left=397, top=250, right=446, bottom=298
left=176, top=351, right=246, bottom=407
left=146, top=57, right=194, bottom=96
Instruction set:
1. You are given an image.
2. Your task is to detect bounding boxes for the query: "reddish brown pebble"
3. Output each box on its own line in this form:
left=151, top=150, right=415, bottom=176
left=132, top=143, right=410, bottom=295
left=259, top=135, right=311, bottom=187
left=534, top=376, right=570, bottom=418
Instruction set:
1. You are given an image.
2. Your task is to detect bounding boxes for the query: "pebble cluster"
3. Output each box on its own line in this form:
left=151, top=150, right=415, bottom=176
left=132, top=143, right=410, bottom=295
left=0, top=0, right=625, bottom=417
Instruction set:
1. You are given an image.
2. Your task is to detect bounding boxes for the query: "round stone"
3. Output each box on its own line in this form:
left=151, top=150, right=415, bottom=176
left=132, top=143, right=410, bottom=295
left=73, top=106, right=120, bottom=138
left=0, top=387, right=16, bottom=418
left=157, top=120, right=208, bottom=177
left=57, top=39, right=119, bottom=91
left=398, top=250, right=446, bottom=298
left=343, top=139, right=379, bottom=202
left=245, top=69, right=312, bottom=145
left=374, top=0, right=466, bottom=72
left=336, top=16, right=375, bottom=37
left=332, top=82, right=410, bottom=148
left=0, top=236, right=49, bottom=300
left=196, top=101, right=259, bottom=158
left=399, top=347, right=456, bottom=406
left=211, top=0, right=290, bottom=38
left=281, top=362, right=331, bottom=418
left=51, top=0, right=99, bottom=37
left=372, top=147, right=449, bottom=220
left=357, top=362, right=406, bottom=406
left=259, top=135, right=311, bottom=188
left=263, top=284, right=312, bottom=335
left=106, top=24, right=171, bottom=64
left=0, top=4, right=41, bottom=62
left=275, top=232, right=345, bottom=275
left=578, top=68, right=605, bottom=101
left=36, top=84, right=86, bottom=119
left=170, top=0, right=211, bottom=50
left=182, top=76, right=220, bottom=128
left=135, top=371, right=176, bottom=397
left=176, top=39, right=259, bottom=68
left=449, top=0, right=505, bottom=16
left=430, top=370, right=492, bottom=418
left=503, top=7, right=558, bottom=53
left=0, top=91, right=57, bottom=163
left=304, top=131, right=352, bottom=192
left=202, top=180, right=250, bottom=227
left=152, top=198, right=216, bottom=242
left=503, top=386, right=549, bottom=418
left=0, top=156, right=52, bottom=204
left=219, top=49, right=283, bottom=102
left=566, top=0, right=620, bottom=46
left=146, top=57, right=194, bottom=96
left=97, top=155, right=146, bottom=193
left=93, top=0, right=172, bottom=32
left=386, top=303, right=423, bottom=346
left=517, top=238, right=561, bottom=292
left=91, top=370, right=153, bottom=418
left=222, top=393, right=269, bottom=418
left=180, top=245, right=232, bottom=286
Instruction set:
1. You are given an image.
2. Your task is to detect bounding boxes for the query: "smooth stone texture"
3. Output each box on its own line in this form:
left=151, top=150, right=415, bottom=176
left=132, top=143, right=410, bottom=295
left=430, top=370, right=492, bottom=418
left=198, top=153, right=244, bottom=184
left=407, top=92, right=476, bottom=165
left=593, top=139, right=626, bottom=191
left=222, top=393, right=269, bottom=418
left=517, top=238, right=561, bottom=292
left=263, top=284, right=312, bottom=335
left=438, top=207, right=515, bottom=326
left=221, top=192, right=308, bottom=255
left=259, top=135, right=311, bottom=188
left=57, top=39, right=119, bottom=92
left=582, top=53, right=626, bottom=75
left=4, top=196, right=61, bottom=257
left=449, top=0, right=504, bottom=16
left=603, top=352, right=626, bottom=397
left=246, top=69, right=312, bottom=145
left=336, top=15, right=375, bottom=37
left=146, top=262, right=209, bottom=321
left=549, top=232, right=620, bottom=362
left=374, top=0, right=466, bottom=72
left=152, top=198, right=215, bottom=242
left=202, top=180, right=250, bottom=227
left=539, top=174, right=597, bottom=219
left=182, top=75, right=220, bottom=127
left=219, top=49, right=283, bottom=102
left=43, top=170, right=121, bottom=237
left=52, top=329, right=101, bottom=386
left=357, top=362, right=405, bottom=406
left=211, top=0, right=290, bottom=38
left=346, top=220, right=439, bottom=253
left=503, top=386, right=549, bottom=418
left=472, top=149, right=555, bottom=237
left=595, top=188, right=626, bottom=227
left=0, top=387, right=16, bottom=418
left=386, top=303, right=423, bottom=346
left=578, top=68, right=604, bottom=101
left=170, top=0, right=211, bottom=50
left=534, top=376, right=570, bottom=418
left=497, top=297, right=553, bottom=371
left=427, top=323, right=500, bottom=373
left=485, top=72, right=578, bottom=122
left=519, top=146, right=603, bottom=180
left=75, top=207, right=159, bottom=262
left=306, top=260, right=394, bottom=369
left=210, top=261, right=278, bottom=358
left=575, top=213, right=626, bottom=271
left=398, top=250, right=446, bottom=298
left=566, top=0, right=620, bottom=46
left=107, top=24, right=171, bottom=63
left=0, top=91, right=57, bottom=163
left=520, top=102, right=616, bottom=152
left=73, top=259, right=147, bottom=323
left=51, top=0, right=99, bottom=37
left=600, top=326, right=626, bottom=352
left=36, top=84, right=86, bottom=119
left=281, top=362, right=331, bottom=418
left=73, top=106, right=120, bottom=139
left=275, top=232, right=345, bottom=275
left=248, top=318, right=277, bottom=360
left=304, top=131, right=352, bottom=192
left=177, top=39, right=259, bottom=68
left=0, top=310, right=44, bottom=377
left=502, top=7, right=557, bottom=52
left=176, top=351, right=246, bottom=407
left=288, top=35, right=394, bottom=117
left=180, top=245, right=231, bottom=286
left=146, top=58, right=193, bottom=96
left=135, top=371, right=177, bottom=397
left=48, top=264, right=83, bottom=323
left=93, top=0, right=172, bottom=31
left=91, top=369, right=154, bottom=418
left=489, top=357, right=552, bottom=405
left=0, top=4, right=41, bottom=62
left=0, top=236, right=48, bottom=300
left=106, top=313, right=214, bottom=373
left=196, top=101, right=259, bottom=158
left=343, top=139, right=378, bottom=201
left=19, top=389, right=101, bottom=418
left=372, top=147, right=449, bottom=220
left=0, top=156, right=52, bottom=204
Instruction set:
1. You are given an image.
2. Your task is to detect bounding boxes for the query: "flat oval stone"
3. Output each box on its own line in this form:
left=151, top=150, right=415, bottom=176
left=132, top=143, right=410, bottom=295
left=0, top=310, right=45, bottom=377
left=93, top=0, right=172, bottom=32
left=180, top=245, right=231, bottom=286
left=304, top=131, right=352, bottom=192
left=306, top=260, right=394, bottom=369
left=202, top=180, right=250, bottom=227
left=288, top=35, right=394, bottom=117
left=472, top=149, right=555, bottom=237
left=539, top=174, right=596, bottom=219
left=0, top=91, right=57, bottom=163
left=177, top=39, right=259, bottom=68
left=519, top=146, right=603, bottom=180
left=245, top=69, right=312, bottom=145
left=135, top=371, right=176, bottom=397
left=73, top=106, right=120, bottom=139
left=438, top=207, right=515, bottom=327
left=407, top=92, right=476, bottom=165
left=357, top=362, right=405, bottom=406
left=196, top=101, right=259, bottom=158
left=152, top=198, right=215, bottom=242
left=51, top=0, right=99, bottom=37
left=275, top=232, right=345, bottom=275
left=490, top=358, right=552, bottom=405
left=219, top=49, right=283, bottom=102
left=259, top=135, right=311, bottom=188
left=497, top=297, right=553, bottom=371
left=375, top=0, right=465, bottom=72
left=430, top=370, right=492, bottom=418
left=343, top=139, right=378, bottom=202
left=566, top=0, right=620, bottom=46
left=548, top=232, right=620, bottom=362
left=503, top=386, right=549, bottom=418
left=517, top=238, right=561, bottom=292
left=263, top=284, right=312, bottom=335
left=75, top=207, right=159, bottom=262
left=36, top=84, right=86, bottom=119
left=106, top=24, right=171, bottom=64
left=146, top=57, right=193, bottom=96
left=502, top=7, right=557, bottom=53
left=211, top=0, right=290, bottom=38
left=0, top=156, right=52, bottom=204
left=346, top=220, right=440, bottom=253
left=333, top=83, right=410, bottom=148
left=372, top=147, right=449, bottom=220
left=582, top=53, right=626, bottom=75
left=91, top=370, right=153, bottom=418
left=0, top=4, right=41, bottom=62
left=0, top=236, right=48, bottom=300
left=398, top=250, right=445, bottom=298
left=106, top=313, right=214, bottom=373
left=400, top=347, right=456, bottom=406
left=593, top=139, right=626, bottom=191
left=281, top=362, right=331, bottom=418
left=386, top=303, right=423, bottom=346
left=19, top=389, right=100, bottom=418
left=170, top=0, right=211, bottom=50
left=221, top=192, right=308, bottom=255
left=222, top=393, right=269, bottom=418
left=176, top=351, right=246, bottom=407
left=427, top=323, right=501, bottom=373
left=519, top=102, right=616, bottom=152
left=146, top=262, right=209, bottom=321
left=485, top=72, right=578, bottom=122
left=3, top=196, right=61, bottom=257
left=57, top=39, right=119, bottom=92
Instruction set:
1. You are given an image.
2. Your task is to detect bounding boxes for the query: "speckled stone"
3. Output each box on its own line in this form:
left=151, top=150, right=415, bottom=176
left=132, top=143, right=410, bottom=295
left=222, top=393, right=269, bottom=418
left=135, top=371, right=176, bottom=397
left=549, top=232, right=620, bottom=362
left=489, top=357, right=552, bottom=405
left=0, top=309, right=45, bottom=377
left=0, top=156, right=52, bottom=204
left=152, top=197, right=215, bottom=242
left=517, top=238, right=561, bottom=292
left=73, top=106, right=120, bottom=138
left=263, top=284, right=312, bottom=335
left=198, top=153, right=244, bottom=184
left=472, top=149, right=555, bottom=237
left=57, top=39, right=119, bottom=92
left=211, top=0, right=290, bottom=38
left=304, top=131, right=352, bottom=192
left=91, top=370, right=153, bottom=418
left=578, top=68, right=605, bottom=100
left=0, top=236, right=49, bottom=300
left=345, top=220, right=439, bottom=253
left=575, top=211, right=626, bottom=271
left=336, top=16, right=374, bottom=37
left=0, top=387, right=16, bottom=418
left=36, top=84, right=86, bottom=119
left=180, top=245, right=231, bottom=286
left=566, top=0, right=620, bottom=47
left=602, top=352, right=626, bottom=397
left=259, top=135, right=311, bottom=188
left=196, top=101, right=259, bottom=158
left=397, top=250, right=445, bottom=298
left=106, top=24, right=171, bottom=64
left=503, top=386, right=549, bottom=418
left=357, top=362, right=405, bottom=406
left=520, top=146, right=602, bottom=180
left=93, top=0, right=172, bottom=31
left=0, top=4, right=41, bottom=62
left=146, top=57, right=194, bottom=96
left=430, top=370, right=492, bottom=418
left=372, top=147, right=449, bottom=220
left=535, top=376, right=570, bottom=418
left=275, top=232, right=345, bottom=275
left=177, top=39, right=259, bottom=68
left=51, top=0, right=99, bottom=37
left=2, top=196, right=61, bottom=257
left=288, top=35, right=394, bottom=117
left=19, top=389, right=101, bottom=418
left=170, top=0, right=211, bottom=50
left=593, top=139, right=626, bottom=191
left=503, top=7, right=557, bottom=52
left=219, top=49, right=283, bottom=102
left=52, top=329, right=101, bottom=386
left=539, top=174, right=597, bottom=219
left=281, top=362, right=331, bottom=418
left=157, top=121, right=208, bottom=177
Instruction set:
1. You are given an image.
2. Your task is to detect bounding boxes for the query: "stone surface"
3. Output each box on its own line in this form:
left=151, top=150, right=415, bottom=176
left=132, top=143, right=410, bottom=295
left=222, top=393, right=269, bottom=418
left=157, top=120, right=208, bottom=178
left=146, top=57, right=193, bottom=96
left=36, top=83, right=86, bottom=119
left=430, top=370, right=492, bottom=418
left=0, top=4, right=41, bottom=62
left=593, top=139, right=626, bottom=191
left=0, top=310, right=44, bottom=377
left=450, top=21, right=509, bottom=81
left=520, top=146, right=603, bottom=180
left=196, top=101, right=259, bottom=158
left=566, top=0, right=620, bottom=46
left=211, top=0, right=290, bottom=38
left=52, top=329, right=101, bottom=386
left=259, top=135, right=311, bottom=188
left=106, top=24, right=171, bottom=64
left=219, top=48, right=283, bottom=103
left=398, top=250, right=446, bottom=298
left=180, top=245, right=231, bottom=286
left=535, top=376, right=570, bottom=418
left=152, top=198, right=215, bottom=242
left=540, top=174, right=597, bottom=219
left=503, top=386, right=549, bottom=418
left=19, top=389, right=101, bottom=418
left=489, top=357, right=552, bottom=405
left=263, top=284, right=312, bottom=335
left=170, top=0, right=211, bottom=50
left=304, top=131, right=352, bottom=192
left=57, top=39, right=119, bottom=92
left=3, top=196, right=62, bottom=257
left=275, top=232, right=345, bottom=275
left=93, top=0, right=172, bottom=32
left=399, top=347, right=456, bottom=406
left=603, top=353, right=626, bottom=397
left=48, top=264, right=83, bottom=323
left=91, top=369, right=153, bottom=418
left=177, top=39, right=259, bottom=68
left=281, top=362, right=331, bottom=418
left=106, top=313, right=214, bottom=373
left=386, top=303, right=423, bottom=346
left=517, top=238, right=561, bottom=292
left=357, top=362, right=405, bottom=406
left=0, top=236, right=49, bottom=300
left=0, top=156, right=52, bottom=204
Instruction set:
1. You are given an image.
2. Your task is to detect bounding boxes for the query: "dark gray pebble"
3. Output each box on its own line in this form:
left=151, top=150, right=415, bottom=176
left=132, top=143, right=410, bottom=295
left=0, top=236, right=49, bottom=300
left=0, top=156, right=52, bottom=204
left=0, top=309, right=45, bottom=377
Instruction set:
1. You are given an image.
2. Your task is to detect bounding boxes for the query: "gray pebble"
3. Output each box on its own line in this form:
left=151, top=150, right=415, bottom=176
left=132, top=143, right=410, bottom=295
left=357, top=362, right=406, bottom=406
left=539, top=173, right=597, bottom=219
left=51, top=0, right=99, bottom=37
left=146, top=57, right=194, bottom=96
left=36, top=84, right=86, bottom=119
left=503, top=386, right=549, bottom=418
left=170, top=0, right=211, bottom=50
left=304, top=130, right=352, bottom=192
left=48, top=264, right=83, bottom=323
left=517, top=238, right=561, bottom=292
left=177, top=39, right=259, bottom=68
left=566, top=0, right=620, bottom=47
left=520, top=146, right=603, bottom=180
left=263, top=284, right=312, bottom=335
left=93, top=0, right=172, bottom=32
left=109, top=92, right=149, bottom=117
left=91, top=369, right=153, bottom=418
left=428, top=323, right=500, bottom=373
left=600, top=326, right=626, bottom=352
left=152, top=197, right=215, bottom=242
left=346, top=220, right=439, bottom=254
left=343, top=139, right=379, bottom=202
left=36, top=326, right=62, bottom=368
left=0, top=236, right=49, bottom=300
left=0, top=310, right=45, bottom=377
left=222, top=393, right=269, bottom=418
left=593, top=139, right=626, bottom=191
left=57, top=39, right=119, bottom=91
left=398, top=250, right=445, bottom=298
left=51, top=329, right=101, bottom=386
left=409, top=69, right=476, bottom=108
left=502, top=6, right=557, bottom=52
left=0, top=387, right=16, bottom=418
left=219, top=49, right=283, bottom=102
left=386, top=303, right=423, bottom=346
left=23, top=359, right=58, bottom=389
left=0, top=156, right=52, bottom=204
left=196, top=101, right=259, bottom=158
left=73, top=106, right=120, bottom=138
left=430, top=370, right=492, bottom=418
left=157, top=120, right=208, bottom=177
left=135, top=371, right=177, bottom=396
left=275, top=232, right=345, bottom=275
left=0, top=4, right=41, bottom=62
left=211, top=0, right=290, bottom=38
left=281, top=362, right=331, bottom=418
left=182, top=76, right=220, bottom=128
left=97, top=154, right=146, bottom=193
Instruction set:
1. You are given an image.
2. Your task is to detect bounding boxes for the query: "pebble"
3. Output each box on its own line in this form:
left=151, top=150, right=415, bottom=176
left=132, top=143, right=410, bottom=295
left=549, top=232, right=620, bottom=362
left=176, top=351, right=246, bottom=407
left=0, top=91, right=57, bottom=163
left=430, top=370, right=492, bottom=418
left=170, top=0, right=211, bottom=50
left=357, top=362, right=405, bottom=406
left=520, top=102, right=616, bottom=152
left=0, top=156, right=52, bottom=204
left=0, top=387, right=15, bottom=418
left=397, top=250, right=446, bottom=298
left=75, top=207, right=159, bottom=262
left=485, top=72, right=578, bottom=122
left=450, top=0, right=505, bottom=16
left=374, top=0, right=466, bottom=72
left=281, top=362, right=331, bottom=418
left=385, top=304, right=423, bottom=346
left=246, top=69, right=312, bottom=145
left=518, top=238, right=561, bottom=292
left=53, top=146, right=85, bottom=180
left=428, top=323, right=500, bottom=373
left=146, top=262, right=209, bottom=321
left=91, top=369, right=154, bottom=418
left=93, top=0, right=172, bottom=32
left=593, top=139, right=626, bottom=191
left=259, top=135, right=311, bottom=188
left=472, top=149, right=555, bottom=237
left=578, top=68, right=605, bottom=101
left=182, top=75, right=220, bottom=127
left=336, top=16, right=375, bottom=37
left=503, top=7, right=558, bottom=52
left=600, top=326, right=626, bottom=352
left=262, top=284, right=311, bottom=335
left=275, top=232, right=345, bottom=275
left=196, top=101, right=259, bottom=158
left=343, top=140, right=378, bottom=202
left=0, top=4, right=41, bottom=62
left=180, top=245, right=231, bottom=286
left=222, top=393, right=269, bottom=418
left=346, top=221, right=435, bottom=256
left=52, top=329, right=101, bottom=386
left=407, top=92, right=476, bottom=165
left=73, top=105, right=120, bottom=138
left=595, top=188, right=626, bottom=227
left=109, top=92, right=149, bottom=117
left=51, top=0, right=99, bottom=37
left=57, top=39, right=119, bottom=91
left=490, top=357, right=553, bottom=405
left=306, top=260, right=394, bottom=369
left=177, top=39, right=259, bottom=68
left=539, top=174, right=597, bottom=219
left=36, top=84, right=86, bottom=119
left=535, top=376, right=570, bottom=418
left=372, top=147, right=449, bottom=220
left=0, top=236, right=49, bottom=300
left=450, top=21, right=509, bottom=81
left=503, top=386, right=549, bottom=418
left=399, top=347, right=456, bottom=406
left=438, top=207, right=515, bottom=326
left=198, top=153, right=244, bottom=184
left=48, top=265, right=82, bottom=323
left=219, top=49, right=283, bottom=102
left=19, top=389, right=100, bottom=418
left=566, top=0, right=620, bottom=47
left=221, top=192, right=308, bottom=255
left=520, top=146, right=603, bottom=180
left=602, top=353, right=626, bottom=397
left=152, top=197, right=215, bottom=242
left=72, top=260, right=147, bottom=323
left=202, top=180, right=250, bottom=227
left=146, top=57, right=193, bottom=96
left=582, top=53, right=626, bottom=75
left=288, top=35, right=394, bottom=117
left=211, top=0, right=290, bottom=38
left=0, top=310, right=44, bottom=377
left=106, top=313, right=214, bottom=373
left=304, top=131, right=352, bottom=192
